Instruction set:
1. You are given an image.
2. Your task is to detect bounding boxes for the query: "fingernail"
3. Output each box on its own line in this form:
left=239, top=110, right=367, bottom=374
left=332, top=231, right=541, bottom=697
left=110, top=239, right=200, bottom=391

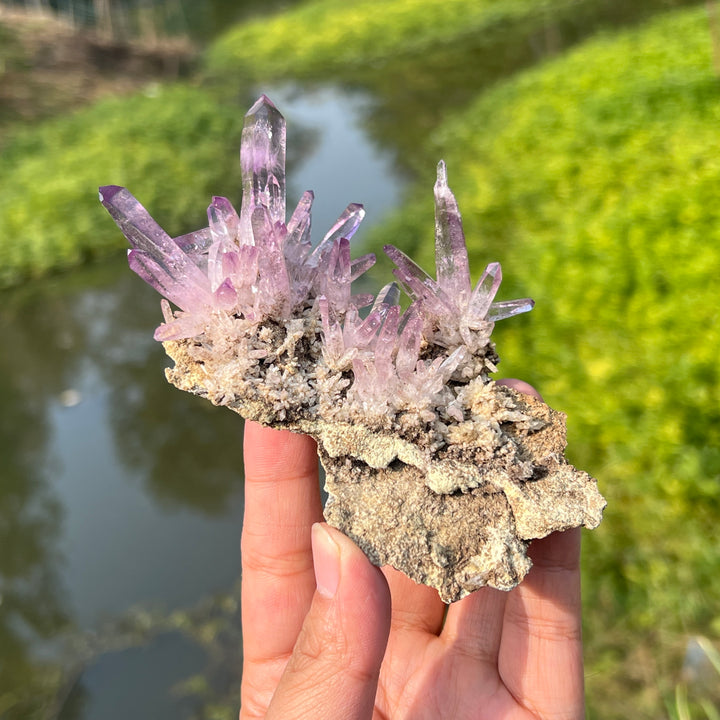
left=312, top=523, right=341, bottom=598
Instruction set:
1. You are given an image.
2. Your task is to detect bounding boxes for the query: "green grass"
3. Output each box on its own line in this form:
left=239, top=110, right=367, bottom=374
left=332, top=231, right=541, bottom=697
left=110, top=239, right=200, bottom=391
left=1, top=0, right=703, bottom=286
left=205, top=0, right=701, bottom=80
left=0, top=84, right=245, bottom=288
left=205, top=0, right=560, bottom=76
left=367, top=6, right=720, bottom=716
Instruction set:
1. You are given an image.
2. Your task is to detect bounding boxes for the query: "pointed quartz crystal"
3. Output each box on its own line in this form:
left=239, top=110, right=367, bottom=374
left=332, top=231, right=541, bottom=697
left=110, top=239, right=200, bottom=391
left=434, top=161, right=471, bottom=305
left=100, top=185, right=213, bottom=311
left=240, top=95, right=286, bottom=245
left=467, top=262, right=502, bottom=321
left=311, top=203, right=366, bottom=267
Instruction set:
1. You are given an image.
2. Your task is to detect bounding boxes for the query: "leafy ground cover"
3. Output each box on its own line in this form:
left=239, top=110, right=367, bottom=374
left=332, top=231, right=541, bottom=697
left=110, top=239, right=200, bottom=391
left=205, top=0, right=704, bottom=166
left=0, top=84, right=245, bottom=288
left=205, top=0, right=700, bottom=80
left=1, top=0, right=701, bottom=286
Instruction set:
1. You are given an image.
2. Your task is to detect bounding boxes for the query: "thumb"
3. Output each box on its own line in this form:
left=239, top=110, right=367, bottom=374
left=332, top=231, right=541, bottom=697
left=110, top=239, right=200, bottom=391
left=265, top=523, right=391, bottom=720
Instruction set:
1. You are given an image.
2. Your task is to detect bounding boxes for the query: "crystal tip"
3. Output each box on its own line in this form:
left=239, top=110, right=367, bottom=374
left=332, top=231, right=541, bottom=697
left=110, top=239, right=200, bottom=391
left=436, top=160, right=448, bottom=185
left=98, top=185, right=123, bottom=203
left=246, top=94, right=278, bottom=117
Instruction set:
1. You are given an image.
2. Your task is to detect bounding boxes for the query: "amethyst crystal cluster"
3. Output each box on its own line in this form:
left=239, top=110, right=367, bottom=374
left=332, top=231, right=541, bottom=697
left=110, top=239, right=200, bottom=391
left=100, top=96, right=605, bottom=602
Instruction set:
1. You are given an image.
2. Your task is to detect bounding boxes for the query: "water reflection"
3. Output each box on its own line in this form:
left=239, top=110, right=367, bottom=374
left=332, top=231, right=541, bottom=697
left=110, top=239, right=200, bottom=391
left=44, top=264, right=246, bottom=627
left=0, top=282, right=74, bottom=714
left=58, top=632, right=207, bottom=720
left=0, top=261, right=247, bottom=716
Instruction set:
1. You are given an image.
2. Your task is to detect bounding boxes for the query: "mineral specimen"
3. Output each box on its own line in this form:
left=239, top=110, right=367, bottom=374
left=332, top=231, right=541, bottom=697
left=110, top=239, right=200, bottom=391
left=99, top=95, right=605, bottom=602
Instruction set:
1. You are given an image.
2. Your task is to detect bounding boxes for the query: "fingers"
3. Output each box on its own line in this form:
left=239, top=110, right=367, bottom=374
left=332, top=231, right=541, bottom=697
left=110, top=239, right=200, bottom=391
left=494, top=380, right=584, bottom=713
left=383, top=566, right=446, bottom=636
left=441, top=586, right=507, bottom=667
left=495, top=377, right=544, bottom=401
left=265, top=524, right=391, bottom=720
left=499, top=528, right=584, bottom=718
left=240, top=422, right=324, bottom=716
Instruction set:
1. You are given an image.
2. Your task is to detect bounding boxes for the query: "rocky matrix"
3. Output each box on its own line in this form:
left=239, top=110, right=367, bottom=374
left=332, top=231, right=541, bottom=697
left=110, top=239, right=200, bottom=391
left=100, top=95, right=605, bottom=602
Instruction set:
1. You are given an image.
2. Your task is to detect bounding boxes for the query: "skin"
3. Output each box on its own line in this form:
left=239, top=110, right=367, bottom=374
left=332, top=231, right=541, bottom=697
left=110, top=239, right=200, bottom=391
left=239, top=379, right=585, bottom=720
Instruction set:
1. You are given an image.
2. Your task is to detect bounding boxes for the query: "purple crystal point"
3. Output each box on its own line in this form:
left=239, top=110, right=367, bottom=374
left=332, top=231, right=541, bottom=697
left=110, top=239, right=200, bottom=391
left=285, top=191, right=314, bottom=263
left=384, top=244, right=452, bottom=320
left=395, top=306, right=423, bottom=379
left=100, top=185, right=212, bottom=311
left=323, top=238, right=352, bottom=312
left=373, top=281, right=401, bottom=309
left=208, top=196, right=240, bottom=241
left=383, top=162, right=534, bottom=353
left=321, top=203, right=366, bottom=244
left=373, top=304, right=401, bottom=381
left=311, top=203, right=366, bottom=268
left=173, top=227, right=213, bottom=257
left=252, top=206, right=291, bottom=316
left=240, top=95, right=286, bottom=244
left=206, top=197, right=242, bottom=291
left=487, top=297, right=535, bottom=321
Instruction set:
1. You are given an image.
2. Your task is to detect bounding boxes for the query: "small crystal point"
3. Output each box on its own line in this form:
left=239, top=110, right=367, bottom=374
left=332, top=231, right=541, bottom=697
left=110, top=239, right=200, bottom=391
left=373, top=282, right=401, bottom=309
left=99, top=185, right=122, bottom=204
left=173, top=227, right=213, bottom=256
left=240, top=95, right=287, bottom=244
left=395, top=306, right=423, bottom=378
left=251, top=206, right=291, bottom=316
left=208, top=196, right=240, bottom=241
left=349, top=253, right=376, bottom=282
left=487, top=298, right=535, bottom=321
left=384, top=244, right=452, bottom=319
left=312, top=203, right=366, bottom=263
left=468, top=262, right=503, bottom=320
left=285, top=191, right=314, bottom=273
left=287, top=191, right=314, bottom=238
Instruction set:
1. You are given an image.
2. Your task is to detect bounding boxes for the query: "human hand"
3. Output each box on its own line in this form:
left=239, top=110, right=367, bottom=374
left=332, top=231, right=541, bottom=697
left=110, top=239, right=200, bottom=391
left=239, top=379, right=585, bottom=720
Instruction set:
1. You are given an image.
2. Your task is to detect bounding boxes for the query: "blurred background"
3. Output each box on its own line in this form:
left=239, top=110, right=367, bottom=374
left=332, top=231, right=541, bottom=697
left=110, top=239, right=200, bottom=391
left=1, top=0, right=719, bottom=718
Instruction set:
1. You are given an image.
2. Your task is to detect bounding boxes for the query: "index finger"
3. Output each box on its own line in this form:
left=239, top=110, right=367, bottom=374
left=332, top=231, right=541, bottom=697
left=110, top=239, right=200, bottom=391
left=241, top=422, right=324, bottom=715
left=499, top=528, right=585, bottom=716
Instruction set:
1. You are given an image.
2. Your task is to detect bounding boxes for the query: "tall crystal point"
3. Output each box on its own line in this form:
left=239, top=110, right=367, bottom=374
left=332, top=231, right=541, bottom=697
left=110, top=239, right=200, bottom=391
left=434, top=160, right=471, bottom=305
left=384, top=162, right=534, bottom=351
left=240, top=95, right=287, bottom=244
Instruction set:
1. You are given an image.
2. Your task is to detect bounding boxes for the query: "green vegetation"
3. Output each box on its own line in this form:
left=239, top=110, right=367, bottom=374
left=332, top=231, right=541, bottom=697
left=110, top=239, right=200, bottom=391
left=204, top=0, right=704, bottom=189
left=205, top=0, right=699, bottom=80
left=368, top=7, right=720, bottom=716
left=206, top=0, right=563, bottom=76
left=0, top=84, right=244, bottom=288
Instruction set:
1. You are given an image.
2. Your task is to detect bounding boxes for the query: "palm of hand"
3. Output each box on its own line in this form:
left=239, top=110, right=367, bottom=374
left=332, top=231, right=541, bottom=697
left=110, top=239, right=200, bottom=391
left=240, top=384, right=584, bottom=720
left=371, top=554, right=582, bottom=720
